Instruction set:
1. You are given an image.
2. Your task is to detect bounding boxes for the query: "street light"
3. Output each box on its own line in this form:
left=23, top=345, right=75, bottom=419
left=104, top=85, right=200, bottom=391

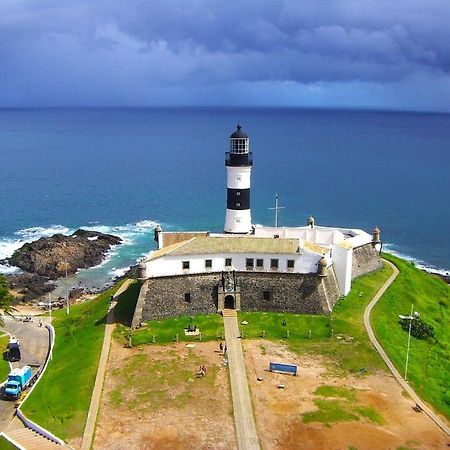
left=65, top=260, right=70, bottom=315
left=404, top=304, right=420, bottom=381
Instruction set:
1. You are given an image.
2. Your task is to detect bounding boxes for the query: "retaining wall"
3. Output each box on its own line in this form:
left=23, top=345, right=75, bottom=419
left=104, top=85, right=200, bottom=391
left=352, top=243, right=383, bottom=279
left=137, top=269, right=342, bottom=321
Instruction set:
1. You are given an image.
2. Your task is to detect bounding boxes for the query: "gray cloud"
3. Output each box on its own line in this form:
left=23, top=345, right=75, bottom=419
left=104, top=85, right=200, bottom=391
left=0, top=0, right=449, bottom=108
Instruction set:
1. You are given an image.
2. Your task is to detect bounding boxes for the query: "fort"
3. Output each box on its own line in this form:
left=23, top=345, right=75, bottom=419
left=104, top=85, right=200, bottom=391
left=132, top=126, right=382, bottom=326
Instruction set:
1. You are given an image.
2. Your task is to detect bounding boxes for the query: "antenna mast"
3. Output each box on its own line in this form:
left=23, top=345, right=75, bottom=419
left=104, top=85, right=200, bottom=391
left=269, top=193, right=285, bottom=227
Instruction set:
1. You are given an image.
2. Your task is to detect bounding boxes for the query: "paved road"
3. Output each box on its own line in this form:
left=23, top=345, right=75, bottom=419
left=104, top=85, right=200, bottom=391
left=364, top=259, right=450, bottom=437
left=0, top=316, right=51, bottom=432
left=224, top=316, right=261, bottom=450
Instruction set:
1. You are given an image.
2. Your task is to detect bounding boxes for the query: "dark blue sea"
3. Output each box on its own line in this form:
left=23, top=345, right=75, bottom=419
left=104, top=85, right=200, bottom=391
left=1, top=107, right=449, bottom=291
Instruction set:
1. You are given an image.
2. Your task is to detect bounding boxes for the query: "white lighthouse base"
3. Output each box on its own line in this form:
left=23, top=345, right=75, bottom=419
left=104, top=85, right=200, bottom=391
left=224, top=209, right=252, bottom=234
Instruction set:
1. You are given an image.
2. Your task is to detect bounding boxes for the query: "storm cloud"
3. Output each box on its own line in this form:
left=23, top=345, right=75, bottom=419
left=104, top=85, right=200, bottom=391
left=1, top=0, right=449, bottom=109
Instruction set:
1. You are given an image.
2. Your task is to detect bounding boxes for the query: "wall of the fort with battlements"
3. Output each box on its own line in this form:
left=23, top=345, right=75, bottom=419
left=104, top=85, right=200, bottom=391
left=133, top=269, right=341, bottom=324
left=352, top=243, right=383, bottom=279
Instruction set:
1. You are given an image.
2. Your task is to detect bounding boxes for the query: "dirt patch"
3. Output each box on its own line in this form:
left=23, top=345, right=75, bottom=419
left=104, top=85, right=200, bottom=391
left=244, top=340, right=449, bottom=450
left=93, top=340, right=236, bottom=450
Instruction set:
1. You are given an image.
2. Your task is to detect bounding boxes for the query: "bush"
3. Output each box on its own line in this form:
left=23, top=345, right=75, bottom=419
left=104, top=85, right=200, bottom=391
left=399, top=317, right=435, bottom=340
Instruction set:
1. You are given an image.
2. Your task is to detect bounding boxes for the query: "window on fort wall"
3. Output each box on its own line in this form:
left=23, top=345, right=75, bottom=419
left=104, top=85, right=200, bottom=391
left=287, top=259, right=295, bottom=269
left=263, top=290, right=271, bottom=301
left=256, top=259, right=264, bottom=269
left=246, top=258, right=254, bottom=269
left=182, top=261, right=190, bottom=270
left=225, top=258, right=232, bottom=267
left=205, top=259, right=212, bottom=269
left=270, top=258, right=279, bottom=269
left=184, top=293, right=191, bottom=303
left=236, top=202, right=241, bottom=207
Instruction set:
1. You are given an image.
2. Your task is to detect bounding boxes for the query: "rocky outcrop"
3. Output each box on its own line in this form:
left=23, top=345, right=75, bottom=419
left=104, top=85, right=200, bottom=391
left=7, top=273, right=56, bottom=302
left=6, top=229, right=121, bottom=280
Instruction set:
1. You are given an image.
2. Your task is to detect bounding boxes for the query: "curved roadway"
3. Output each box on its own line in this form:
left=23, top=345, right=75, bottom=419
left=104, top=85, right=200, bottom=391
left=364, top=259, right=450, bottom=436
left=0, top=316, right=51, bottom=431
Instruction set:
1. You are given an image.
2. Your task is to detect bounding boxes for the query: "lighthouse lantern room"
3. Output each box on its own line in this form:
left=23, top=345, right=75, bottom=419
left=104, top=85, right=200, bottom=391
left=224, top=125, right=253, bottom=233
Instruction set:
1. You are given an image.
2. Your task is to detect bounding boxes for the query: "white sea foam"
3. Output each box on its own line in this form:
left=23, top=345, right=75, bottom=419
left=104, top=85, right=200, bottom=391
left=383, top=243, right=449, bottom=277
left=15, top=225, right=72, bottom=239
left=109, top=266, right=130, bottom=278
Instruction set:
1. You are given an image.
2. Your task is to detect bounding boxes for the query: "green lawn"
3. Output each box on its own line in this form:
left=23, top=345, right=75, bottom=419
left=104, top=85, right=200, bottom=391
left=303, top=385, right=384, bottom=425
left=0, top=436, right=17, bottom=450
left=372, top=254, right=449, bottom=419
left=0, top=334, right=11, bottom=381
left=129, top=314, right=224, bottom=346
left=240, top=261, right=393, bottom=375
left=21, top=281, right=127, bottom=441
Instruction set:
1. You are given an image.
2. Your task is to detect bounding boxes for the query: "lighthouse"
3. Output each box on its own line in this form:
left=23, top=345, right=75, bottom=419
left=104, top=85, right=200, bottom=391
left=224, top=125, right=253, bottom=233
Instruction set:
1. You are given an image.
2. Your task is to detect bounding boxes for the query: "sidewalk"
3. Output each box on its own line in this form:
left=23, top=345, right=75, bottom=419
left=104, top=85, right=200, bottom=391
left=223, top=316, right=261, bottom=450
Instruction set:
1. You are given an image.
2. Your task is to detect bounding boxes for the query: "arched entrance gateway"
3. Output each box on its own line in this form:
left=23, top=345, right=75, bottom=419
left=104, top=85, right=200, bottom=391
left=217, top=271, right=242, bottom=313
left=224, top=294, right=235, bottom=309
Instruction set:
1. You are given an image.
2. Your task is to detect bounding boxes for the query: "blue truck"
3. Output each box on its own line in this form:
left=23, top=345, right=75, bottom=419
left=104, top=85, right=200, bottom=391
left=4, top=366, right=32, bottom=400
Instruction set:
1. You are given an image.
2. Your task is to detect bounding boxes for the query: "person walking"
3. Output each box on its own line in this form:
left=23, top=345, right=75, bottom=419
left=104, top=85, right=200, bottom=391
left=219, top=342, right=223, bottom=353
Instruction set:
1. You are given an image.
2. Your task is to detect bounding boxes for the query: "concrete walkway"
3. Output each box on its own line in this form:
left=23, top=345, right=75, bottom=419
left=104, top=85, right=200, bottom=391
left=364, top=259, right=450, bottom=436
left=80, top=303, right=117, bottom=449
left=223, top=315, right=261, bottom=450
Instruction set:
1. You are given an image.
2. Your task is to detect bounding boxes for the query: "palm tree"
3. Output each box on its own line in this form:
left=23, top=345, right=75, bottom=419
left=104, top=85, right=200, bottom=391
left=0, top=274, right=15, bottom=324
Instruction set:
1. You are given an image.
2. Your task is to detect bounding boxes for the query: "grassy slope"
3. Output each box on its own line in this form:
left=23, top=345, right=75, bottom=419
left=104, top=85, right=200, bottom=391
left=241, top=261, right=393, bottom=374
left=0, top=335, right=11, bottom=381
left=372, top=254, right=450, bottom=418
left=0, top=437, right=16, bottom=450
left=21, top=281, right=126, bottom=441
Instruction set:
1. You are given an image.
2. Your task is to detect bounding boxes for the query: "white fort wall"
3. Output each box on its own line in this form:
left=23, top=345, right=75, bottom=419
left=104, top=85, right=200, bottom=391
left=145, top=250, right=323, bottom=279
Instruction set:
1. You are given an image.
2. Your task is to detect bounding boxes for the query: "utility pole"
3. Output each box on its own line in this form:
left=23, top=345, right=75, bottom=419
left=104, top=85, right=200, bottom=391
left=269, top=193, right=285, bottom=227
left=48, top=293, right=52, bottom=321
left=65, top=260, right=70, bottom=315
left=404, top=304, right=414, bottom=381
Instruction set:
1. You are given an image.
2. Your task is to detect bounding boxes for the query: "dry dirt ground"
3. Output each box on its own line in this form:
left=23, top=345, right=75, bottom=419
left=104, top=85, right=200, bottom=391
left=94, top=339, right=449, bottom=450
left=93, top=340, right=236, bottom=450
left=245, top=340, right=449, bottom=450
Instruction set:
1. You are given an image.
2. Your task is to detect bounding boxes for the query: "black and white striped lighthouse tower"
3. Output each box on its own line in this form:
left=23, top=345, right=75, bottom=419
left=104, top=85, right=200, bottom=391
left=224, top=125, right=253, bottom=233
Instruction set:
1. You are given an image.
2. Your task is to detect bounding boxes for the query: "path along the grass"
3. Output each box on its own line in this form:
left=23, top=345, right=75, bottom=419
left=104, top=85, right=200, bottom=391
left=365, top=259, right=450, bottom=436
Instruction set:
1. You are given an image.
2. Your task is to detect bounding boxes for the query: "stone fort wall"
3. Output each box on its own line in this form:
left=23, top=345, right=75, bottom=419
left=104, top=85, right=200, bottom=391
left=134, top=269, right=341, bottom=324
left=352, top=243, right=383, bottom=279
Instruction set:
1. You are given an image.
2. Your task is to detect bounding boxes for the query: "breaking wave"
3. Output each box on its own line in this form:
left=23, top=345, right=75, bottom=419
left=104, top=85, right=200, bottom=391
left=383, top=243, right=449, bottom=277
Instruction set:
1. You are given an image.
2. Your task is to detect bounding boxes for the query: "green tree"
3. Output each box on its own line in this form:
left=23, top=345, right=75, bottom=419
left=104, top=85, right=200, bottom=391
left=0, top=275, right=15, bottom=323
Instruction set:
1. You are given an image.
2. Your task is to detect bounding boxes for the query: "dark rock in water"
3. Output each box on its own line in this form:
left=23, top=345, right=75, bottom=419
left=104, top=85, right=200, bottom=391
left=69, top=287, right=85, bottom=300
left=7, top=273, right=56, bottom=302
left=7, top=229, right=121, bottom=280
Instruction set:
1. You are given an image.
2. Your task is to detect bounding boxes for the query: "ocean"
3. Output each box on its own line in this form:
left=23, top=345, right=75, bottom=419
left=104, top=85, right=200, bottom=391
left=1, top=107, right=449, bottom=293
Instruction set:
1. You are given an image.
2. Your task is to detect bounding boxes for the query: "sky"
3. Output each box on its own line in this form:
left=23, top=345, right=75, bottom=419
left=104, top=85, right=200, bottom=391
left=1, top=0, right=450, bottom=111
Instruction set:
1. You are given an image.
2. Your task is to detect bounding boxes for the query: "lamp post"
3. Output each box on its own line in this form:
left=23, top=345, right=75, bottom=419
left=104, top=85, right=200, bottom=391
left=48, top=293, right=52, bottom=321
left=404, top=304, right=414, bottom=381
left=65, top=260, right=70, bottom=315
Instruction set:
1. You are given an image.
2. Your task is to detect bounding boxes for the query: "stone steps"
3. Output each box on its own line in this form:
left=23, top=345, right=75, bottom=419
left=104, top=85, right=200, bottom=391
left=4, top=428, right=65, bottom=450
left=222, top=308, right=237, bottom=317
